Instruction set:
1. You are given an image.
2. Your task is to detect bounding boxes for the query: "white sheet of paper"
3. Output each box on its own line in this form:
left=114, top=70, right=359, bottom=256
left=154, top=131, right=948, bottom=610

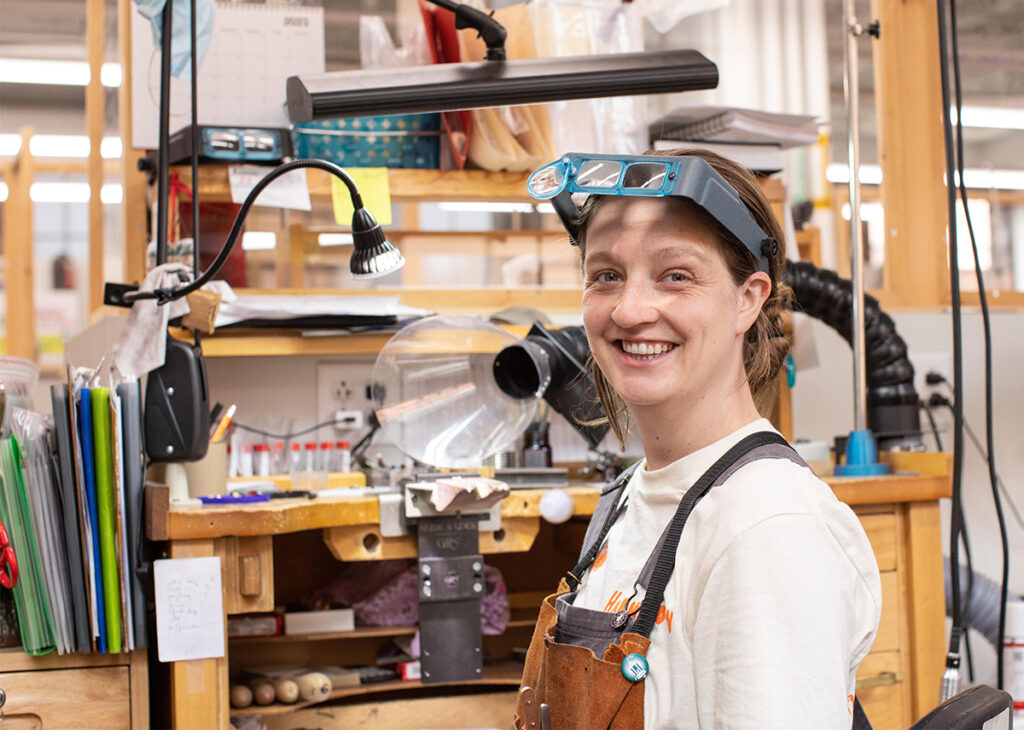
left=154, top=557, right=225, bottom=662
left=130, top=3, right=324, bottom=149
left=228, top=164, right=312, bottom=211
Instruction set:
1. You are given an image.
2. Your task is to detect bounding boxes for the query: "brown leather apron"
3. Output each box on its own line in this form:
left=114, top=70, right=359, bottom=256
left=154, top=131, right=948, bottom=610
left=515, top=432, right=800, bottom=730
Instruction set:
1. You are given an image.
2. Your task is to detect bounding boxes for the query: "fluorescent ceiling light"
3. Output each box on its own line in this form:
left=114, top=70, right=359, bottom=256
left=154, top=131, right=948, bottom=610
left=826, top=163, right=884, bottom=185
left=952, top=105, right=1024, bottom=131
left=535, top=203, right=556, bottom=215
left=101, top=183, right=123, bottom=204
left=27, top=181, right=123, bottom=204
left=30, top=134, right=89, bottom=158
left=828, top=163, right=1024, bottom=191
left=318, top=233, right=353, bottom=246
left=0, top=58, right=121, bottom=87
left=31, top=182, right=90, bottom=203
left=0, top=135, right=20, bottom=156
left=242, top=232, right=277, bottom=250
left=0, top=182, right=7, bottom=203
left=6, top=134, right=123, bottom=158
left=841, top=201, right=885, bottom=221
left=437, top=202, right=537, bottom=214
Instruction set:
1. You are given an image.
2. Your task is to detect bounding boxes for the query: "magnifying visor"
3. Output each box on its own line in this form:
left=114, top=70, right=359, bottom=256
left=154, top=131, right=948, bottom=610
left=527, top=153, right=777, bottom=273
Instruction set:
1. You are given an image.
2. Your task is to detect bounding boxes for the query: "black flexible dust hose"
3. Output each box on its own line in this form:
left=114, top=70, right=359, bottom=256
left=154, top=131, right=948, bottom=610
left=783, top=261, right=922, bottom=448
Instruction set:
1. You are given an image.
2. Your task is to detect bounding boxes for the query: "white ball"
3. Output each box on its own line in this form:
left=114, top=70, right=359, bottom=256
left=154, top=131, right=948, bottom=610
left=539, top=488, right=574, bottom=524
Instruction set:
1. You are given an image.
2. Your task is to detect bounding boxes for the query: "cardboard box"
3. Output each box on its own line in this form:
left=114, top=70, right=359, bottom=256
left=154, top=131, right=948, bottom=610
left=283, top=608, right=355, bottom=635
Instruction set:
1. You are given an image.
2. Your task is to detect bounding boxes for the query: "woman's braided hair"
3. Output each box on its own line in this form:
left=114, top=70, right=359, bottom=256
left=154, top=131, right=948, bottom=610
left=576, top=148, right=793, bottom=449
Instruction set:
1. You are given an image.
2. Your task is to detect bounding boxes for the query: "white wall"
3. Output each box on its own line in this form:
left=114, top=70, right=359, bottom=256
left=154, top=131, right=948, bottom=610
left=793, top=310, right=1024, bottom=685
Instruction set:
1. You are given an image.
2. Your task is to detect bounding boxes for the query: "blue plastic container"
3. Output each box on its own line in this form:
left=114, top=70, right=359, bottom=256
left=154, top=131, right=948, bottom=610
left=291, top=113, right=441, bottom=169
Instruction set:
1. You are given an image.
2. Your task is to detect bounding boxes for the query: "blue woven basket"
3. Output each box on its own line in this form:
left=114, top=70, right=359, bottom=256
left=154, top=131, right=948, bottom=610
left=291, top=113, right=441, bottom=169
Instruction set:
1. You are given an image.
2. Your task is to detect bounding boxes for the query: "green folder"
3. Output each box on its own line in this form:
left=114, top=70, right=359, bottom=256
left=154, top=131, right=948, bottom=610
left=91, top=388, right=122, bottom=654
left=0, top=436, right=56, bottom=654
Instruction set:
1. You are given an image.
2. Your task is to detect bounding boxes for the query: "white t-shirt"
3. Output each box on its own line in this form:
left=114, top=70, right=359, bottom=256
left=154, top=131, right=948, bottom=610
left=573, top=419, right=882, bottom=729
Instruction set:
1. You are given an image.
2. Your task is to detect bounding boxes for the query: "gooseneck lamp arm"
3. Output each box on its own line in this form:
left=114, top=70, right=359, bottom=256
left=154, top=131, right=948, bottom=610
left=106, top=158, right=400, bottom=306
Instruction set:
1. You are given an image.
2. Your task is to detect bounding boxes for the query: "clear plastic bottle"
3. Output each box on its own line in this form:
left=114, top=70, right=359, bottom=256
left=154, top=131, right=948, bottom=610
left=289, top=442, right=305, bottom=490
left=315, top=441, right=333, bottom=490
left=336, top=440, right=352, bottom=474
left=253, top=443, right=271, bottom=477
left=1005, top=599, right=1024, bottom=724
left=272, top=442, right=285, bottom=475
left=240, top=443, right=254, bottom=478
left=302, top=442, right=318, bottom=490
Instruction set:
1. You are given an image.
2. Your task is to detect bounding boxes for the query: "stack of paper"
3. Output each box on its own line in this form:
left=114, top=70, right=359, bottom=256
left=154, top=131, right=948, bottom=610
left=0, top=373, right=148, bottom=656
left=650, top=105, right=819, bottom=147
left=649, top=105, right=820, bottom=175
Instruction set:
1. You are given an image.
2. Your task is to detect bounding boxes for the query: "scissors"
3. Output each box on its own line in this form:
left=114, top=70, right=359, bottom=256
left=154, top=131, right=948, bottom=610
left=0, top=519, right=17, bottom=589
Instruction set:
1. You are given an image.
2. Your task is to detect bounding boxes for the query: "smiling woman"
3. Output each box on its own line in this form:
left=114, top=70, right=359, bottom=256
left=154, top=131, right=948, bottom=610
left=576, top=149, right=793, bottom=451
left=514, top=149, right=882, bottom=730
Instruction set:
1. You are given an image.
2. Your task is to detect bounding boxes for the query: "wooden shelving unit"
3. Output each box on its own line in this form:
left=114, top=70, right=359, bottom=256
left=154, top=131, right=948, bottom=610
left=228, top=660, right=525, bottom=718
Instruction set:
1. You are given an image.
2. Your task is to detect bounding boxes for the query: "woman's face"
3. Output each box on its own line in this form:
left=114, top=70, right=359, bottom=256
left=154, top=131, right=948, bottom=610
left=581, top=197, right=767, bottom=413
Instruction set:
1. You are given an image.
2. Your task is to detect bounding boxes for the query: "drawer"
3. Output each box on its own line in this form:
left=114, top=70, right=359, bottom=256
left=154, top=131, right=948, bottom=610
left=856, top=649, right=910, bottom=730
left=0, top=666, right=131, bottom=729
left=873, top=570, right=902, bottom=653
left=858, top=512, right=897, bottom=572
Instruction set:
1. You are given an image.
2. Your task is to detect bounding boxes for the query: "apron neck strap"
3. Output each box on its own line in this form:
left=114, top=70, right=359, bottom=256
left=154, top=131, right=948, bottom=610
left=566, top=461, right=641, bottom=587
left=631, top=431, right=792, bottom=638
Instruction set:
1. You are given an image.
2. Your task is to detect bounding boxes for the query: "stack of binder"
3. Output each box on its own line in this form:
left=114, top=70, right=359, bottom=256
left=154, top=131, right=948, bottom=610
left=0, top=377, right=148, bottom=655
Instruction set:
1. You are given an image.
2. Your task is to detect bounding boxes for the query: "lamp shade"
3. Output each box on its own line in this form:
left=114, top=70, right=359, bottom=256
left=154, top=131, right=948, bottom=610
left=287, top=49, right=718, bottom=122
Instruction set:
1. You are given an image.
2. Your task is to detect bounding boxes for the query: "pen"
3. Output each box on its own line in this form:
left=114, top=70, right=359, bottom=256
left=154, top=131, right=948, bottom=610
left=210, top=404, right=236, bottom=442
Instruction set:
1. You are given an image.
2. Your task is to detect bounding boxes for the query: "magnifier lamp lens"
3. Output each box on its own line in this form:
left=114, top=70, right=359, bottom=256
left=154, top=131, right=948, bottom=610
left=527, top=166, right=565, bottom=198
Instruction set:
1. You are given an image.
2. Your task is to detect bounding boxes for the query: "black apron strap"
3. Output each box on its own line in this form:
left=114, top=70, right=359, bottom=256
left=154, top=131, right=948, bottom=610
left=852, top=696, right=873, bottom=730
left=566, top=461, right=641, bottom=587
left=631, top=431, right=792, bottom=638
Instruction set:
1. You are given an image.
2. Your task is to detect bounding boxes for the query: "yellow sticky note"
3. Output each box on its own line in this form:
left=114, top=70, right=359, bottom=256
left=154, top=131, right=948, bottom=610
left=331, top=168, right=392, bottom=226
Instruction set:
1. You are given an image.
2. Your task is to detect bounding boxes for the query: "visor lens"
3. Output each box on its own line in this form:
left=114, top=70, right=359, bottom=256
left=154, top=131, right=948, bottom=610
left=622, top=162, right=670, bottom=190
left=528, top=165, right=566, bottom=198
left=576, top=160, right=624, bottom=189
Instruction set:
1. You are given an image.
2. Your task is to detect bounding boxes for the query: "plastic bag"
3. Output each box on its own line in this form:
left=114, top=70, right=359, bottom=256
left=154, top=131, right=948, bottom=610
left=527, top=0, right=649, bottom=155
left=359, top=15, right=432, bottom=70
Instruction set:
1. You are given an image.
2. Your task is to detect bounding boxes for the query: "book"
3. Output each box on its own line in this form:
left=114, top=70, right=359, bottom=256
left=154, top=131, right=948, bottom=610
left=651, top=139, right=784, bottom=175
left=50, top=384, right=93, bottom=653
left=77, top=387, right=107, bottom=654
left=90, top=387, right=123, bottom=654
left=649, top=105, right=819, bottom=148
left=117, top=380, right=148, bottom=649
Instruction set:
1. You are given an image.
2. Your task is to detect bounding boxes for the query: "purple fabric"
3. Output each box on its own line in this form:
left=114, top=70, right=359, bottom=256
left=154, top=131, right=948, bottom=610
left=315, top=560, right=509, bottom=634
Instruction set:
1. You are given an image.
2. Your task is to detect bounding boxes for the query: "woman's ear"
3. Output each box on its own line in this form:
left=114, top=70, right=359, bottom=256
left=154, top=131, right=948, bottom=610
left=735, top=272, right=772, bottom=335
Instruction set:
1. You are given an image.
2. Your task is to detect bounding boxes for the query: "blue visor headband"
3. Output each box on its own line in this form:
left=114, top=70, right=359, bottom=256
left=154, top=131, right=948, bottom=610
left=527, top=153, right=777, bottom=274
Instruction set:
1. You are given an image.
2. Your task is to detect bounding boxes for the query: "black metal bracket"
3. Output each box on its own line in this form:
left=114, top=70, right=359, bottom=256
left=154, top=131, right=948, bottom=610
left=417, top=514, right=485, bottom=683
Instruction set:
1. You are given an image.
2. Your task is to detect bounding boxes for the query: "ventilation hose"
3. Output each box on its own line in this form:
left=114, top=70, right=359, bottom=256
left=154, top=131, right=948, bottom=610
left=783, top=261, right=922, bottom=448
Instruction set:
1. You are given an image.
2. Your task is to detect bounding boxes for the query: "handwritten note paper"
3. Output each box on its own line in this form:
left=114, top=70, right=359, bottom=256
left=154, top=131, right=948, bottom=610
left=154, top=557, right=225, bottom=663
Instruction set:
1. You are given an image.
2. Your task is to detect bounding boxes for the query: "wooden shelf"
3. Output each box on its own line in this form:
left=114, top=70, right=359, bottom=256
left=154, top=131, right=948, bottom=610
left=175, top=305, right=583, bottom=358
left=229, top=613, right=536, bottom=646
left=148, top=484, right=604, bottom=541
left=172, top=166, right=534, bottom=203
left=229, top=660, right=524, bottom=717
left=230, top=624, right=418, bottom=644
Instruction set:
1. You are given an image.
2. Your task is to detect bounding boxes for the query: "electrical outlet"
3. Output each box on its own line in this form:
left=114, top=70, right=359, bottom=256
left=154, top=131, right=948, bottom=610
left=315, top=359, right=375, bottom=432
left=334, top=409, right=364, bottom=430
left=911, top=351, right=954, bottom=399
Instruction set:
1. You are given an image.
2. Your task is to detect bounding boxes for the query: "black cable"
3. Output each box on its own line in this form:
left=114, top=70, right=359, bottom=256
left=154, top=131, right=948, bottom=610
left=930, top=390, right=1024, bottom=533
left=949, top=0, right=1010, bottom=689
left=189, top=0, right=200, bottom=281
left=231, top=416, right=367, bottom=441
left=935, top=0, right=967, bottom=681
left=921, top=399, right=944, bottom=452
left=155, top=0, right=173, bottom=266
left=125, top=158, right=367, bottom=304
